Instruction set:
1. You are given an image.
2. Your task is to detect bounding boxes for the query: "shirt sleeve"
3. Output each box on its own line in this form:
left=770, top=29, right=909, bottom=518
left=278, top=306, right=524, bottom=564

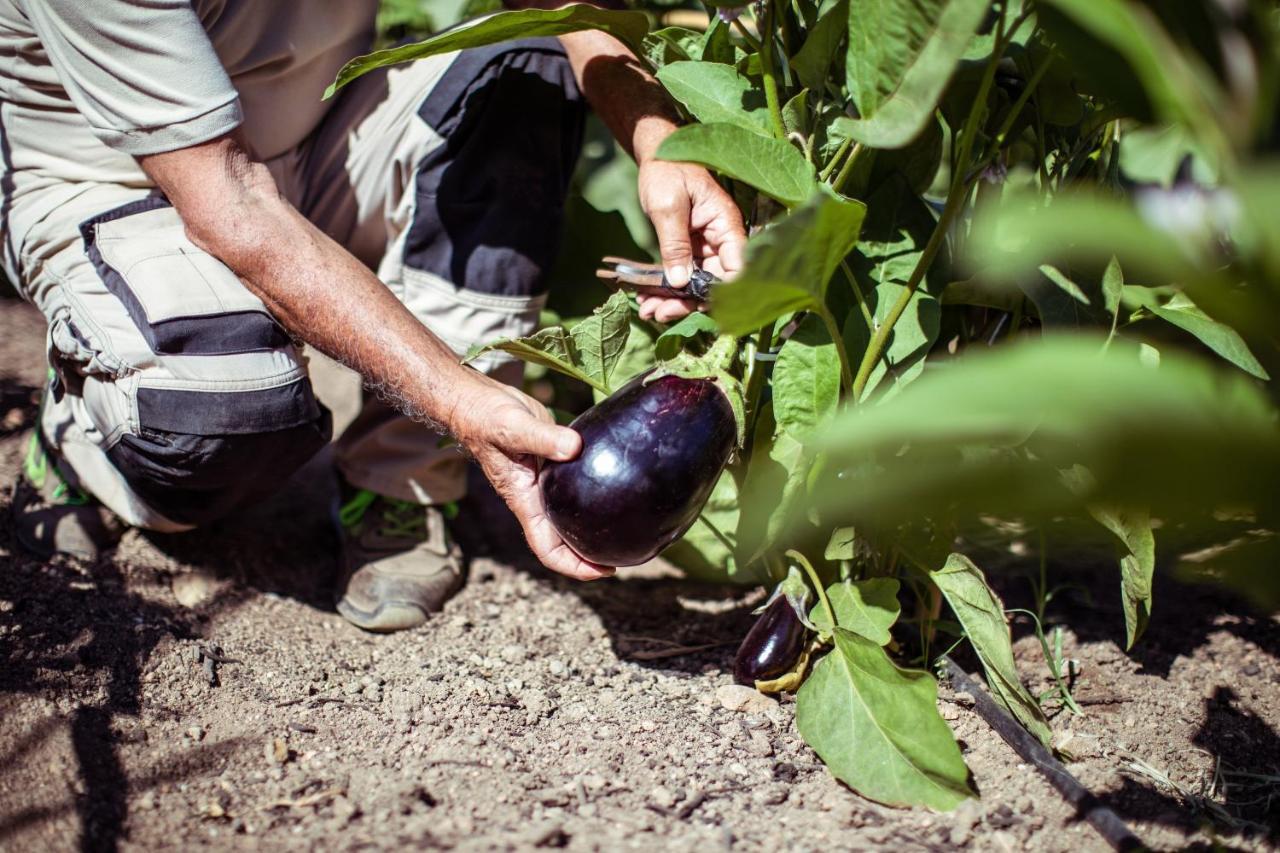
left=22, top=0, right=243, bottom=156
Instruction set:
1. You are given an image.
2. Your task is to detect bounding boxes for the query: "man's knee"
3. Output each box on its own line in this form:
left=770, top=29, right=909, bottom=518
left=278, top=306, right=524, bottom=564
left=106, top=381, right=332, bottom=527
left=404, top=38, right=587, bottom=298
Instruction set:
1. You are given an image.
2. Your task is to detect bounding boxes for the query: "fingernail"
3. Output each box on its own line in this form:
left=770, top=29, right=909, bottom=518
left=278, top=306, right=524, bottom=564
left=556, top=433, right=578, bottom=459
left=667, top=264, right=689, bottom=287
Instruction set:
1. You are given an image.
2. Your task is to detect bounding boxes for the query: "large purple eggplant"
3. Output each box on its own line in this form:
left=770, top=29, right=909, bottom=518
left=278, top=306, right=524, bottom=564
left=540, top=372, right=735, bottom=566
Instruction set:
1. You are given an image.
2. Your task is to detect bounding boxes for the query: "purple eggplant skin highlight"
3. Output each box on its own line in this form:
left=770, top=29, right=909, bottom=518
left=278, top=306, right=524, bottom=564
left=539, top=372, right=736, bottom=567
left=734, top=596, right=809, bottom=686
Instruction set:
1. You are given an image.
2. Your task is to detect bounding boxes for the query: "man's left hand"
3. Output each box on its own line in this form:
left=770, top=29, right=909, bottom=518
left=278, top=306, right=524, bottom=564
left=635, top=159, right=747, bottom=324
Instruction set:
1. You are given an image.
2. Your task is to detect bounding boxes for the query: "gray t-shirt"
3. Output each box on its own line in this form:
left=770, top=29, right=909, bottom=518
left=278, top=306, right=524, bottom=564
left=0, top=0, right=376, bottom=174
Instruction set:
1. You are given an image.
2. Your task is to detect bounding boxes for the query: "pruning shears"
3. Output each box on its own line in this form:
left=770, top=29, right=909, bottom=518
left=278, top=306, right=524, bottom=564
left=596, top=256, right=719, bottom=302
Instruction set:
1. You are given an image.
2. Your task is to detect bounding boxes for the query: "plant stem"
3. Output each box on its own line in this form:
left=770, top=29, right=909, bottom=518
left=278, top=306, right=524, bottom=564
left=759, top=0, right=788, bottom=140
left=818, top=136, right=852, bottom=183
left=850, top=190, right=965, bottom=400
left=832, top=142, right=864, bottom=192
left=850, top=31, right=1005, bottom=401
left=788, top=549, right=833, bottom=627
left=732, top=18, right=762, bottom=53
left=818, top=307, right=854, bottom=396
left=839, top=260, right=875, bottom=333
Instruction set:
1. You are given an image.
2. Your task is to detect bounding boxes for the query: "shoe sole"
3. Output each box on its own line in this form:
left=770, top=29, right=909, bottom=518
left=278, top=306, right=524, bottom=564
left=335, top=595, right=431, bottom=633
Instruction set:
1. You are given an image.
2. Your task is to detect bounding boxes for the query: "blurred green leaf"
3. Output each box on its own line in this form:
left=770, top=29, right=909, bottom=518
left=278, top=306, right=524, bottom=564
left=328, top=4, right=650, bottom=97
left=736, top=402, right=810, bottom=565
left=796, top=629, right=974, bottom=810
left=657, top=123, right=817, bottom=205
left=932, top=554, right=1053, bottom=744
left=838, top=0, right=989, bottom=148
left=643, top=26, right=698, bottom=69
left=656, top=62, right=771, bottom=135
left=791, top=337, right=1280, bottom=530
left=712, top=188, right=866, bottom=335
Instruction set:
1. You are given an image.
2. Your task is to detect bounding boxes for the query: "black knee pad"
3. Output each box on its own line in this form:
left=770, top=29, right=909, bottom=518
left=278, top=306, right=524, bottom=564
left=405, top=38, right=587, bottom=298
left=107, top=400, right=332, bottom=527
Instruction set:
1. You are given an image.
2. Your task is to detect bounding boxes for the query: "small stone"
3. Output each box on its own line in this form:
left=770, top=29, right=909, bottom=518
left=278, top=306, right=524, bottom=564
left=716, top=684, right=778, bottom=715
left=186, top=725, right=204, bottom=741
left=500, top=644, right=527, bottom=663
left=172, top=571, right=221, bottom=608
left=343, top=680, right=363, bottom=696
left=1123, top=715, right=1135, bottom=728
left=745, top=730, right=774, bottom=757
left=952, top=691, right=976, bottom=706
left=548, top=659, right=568, bottom=678
left=265, top=737, right=289, bottom=765
left=649, top=786, right=677, bottom=809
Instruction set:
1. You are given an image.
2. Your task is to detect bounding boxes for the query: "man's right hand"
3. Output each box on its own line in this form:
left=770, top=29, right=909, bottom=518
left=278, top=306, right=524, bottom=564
left=448, top=373, right=615, bottom=582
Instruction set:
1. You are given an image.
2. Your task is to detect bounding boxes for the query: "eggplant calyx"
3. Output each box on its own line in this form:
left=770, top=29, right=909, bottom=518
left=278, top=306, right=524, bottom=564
left=646, top=334, right=747, bottom=446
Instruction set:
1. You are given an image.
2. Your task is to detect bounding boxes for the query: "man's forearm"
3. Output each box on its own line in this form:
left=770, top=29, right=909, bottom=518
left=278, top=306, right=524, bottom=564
left=557, top=30, right=681, bottom=164
left=140, top=137, right=478, bottom=434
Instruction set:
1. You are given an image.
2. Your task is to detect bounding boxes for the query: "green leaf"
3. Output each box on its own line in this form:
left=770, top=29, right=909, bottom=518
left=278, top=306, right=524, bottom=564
left=735, top=402, right=810, bottom=563
left=662, top=470, right=770, bottom=585
left=712, top=188, right=866, bottom=335
left=656, top=62, right=771, bottom=135
left=569, top=291, right=634, bottom=392
left=654, top=311, right=720, bottom=361
left=773, top=314, right=842, bottom=435
left=1101, top=257, right=1124, bottom=320
left=1023, top=264, right=1108, bottom=328
left=790, top=0, right=849, bottom=93
left=1062, top=484, right=1157, bottom=650
left=327, top=5, right=651, bottom=97
left=825, top=526, right=857, bottom=561
left=931, top=554, right=1053, bottom=745
left=844, top=179, right=942, bottom=400
left=468, top=291, right=631, bottom=393
left=656, top=123, right=817, bottom=206
left=796, top=629, right=974, bottom=811
left=1149, top=294, right=1270, bottom=380
left=595, top=319, right=658, bottom=403
left=643, top=26, right=698, bottom=69
left=837, top=0, right=990, bottom=148
left=810, top=578, right=902, bottom=645
left=466, top=326, right=605, bottom=392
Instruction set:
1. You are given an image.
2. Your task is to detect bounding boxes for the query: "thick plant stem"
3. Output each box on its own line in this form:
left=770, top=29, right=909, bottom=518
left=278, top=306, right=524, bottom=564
left=850, top=35, right=1004, bottom=401
left=759, top=1, right=788, bottom=140
left=818, top=307, right=853, bottom=396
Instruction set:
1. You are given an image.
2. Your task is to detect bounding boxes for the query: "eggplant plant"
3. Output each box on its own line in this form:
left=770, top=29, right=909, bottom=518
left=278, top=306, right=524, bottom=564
left=334, top=0, right=1280, bottom=811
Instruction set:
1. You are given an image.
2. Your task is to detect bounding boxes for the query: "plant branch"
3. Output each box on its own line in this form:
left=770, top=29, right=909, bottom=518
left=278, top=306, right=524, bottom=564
left=788, top=549, right=833, bottom=626
left=839, top=260, right=875, bottom=333
left=818, top=307, right=854, bottom=396
left=818, top=136, right=852, bottom=183
left=743, top=319, right=776, bottom=429
left=850, top=32, right=1005, bottom=401
left=758, top=0, right=789, bottom=140
left=732, top=17, right=762, bottom=53
left=832, top=142, right=865, bottom=192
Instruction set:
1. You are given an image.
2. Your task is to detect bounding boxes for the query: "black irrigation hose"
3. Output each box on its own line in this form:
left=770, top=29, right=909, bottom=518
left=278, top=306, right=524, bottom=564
left=942, top=656, right=1145, bottom=852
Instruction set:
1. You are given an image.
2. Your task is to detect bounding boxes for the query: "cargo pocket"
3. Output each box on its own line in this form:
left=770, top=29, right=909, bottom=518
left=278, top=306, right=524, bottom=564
left=79, top=197, right=290, bottom=356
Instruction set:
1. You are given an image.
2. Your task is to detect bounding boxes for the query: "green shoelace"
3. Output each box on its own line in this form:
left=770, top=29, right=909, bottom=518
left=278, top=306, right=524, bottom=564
left=23, top=432, right=89, bottom=506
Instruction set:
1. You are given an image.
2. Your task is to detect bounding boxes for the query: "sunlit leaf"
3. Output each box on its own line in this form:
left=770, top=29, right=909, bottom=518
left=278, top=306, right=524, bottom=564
left=773, top=315, right=842, bottom=435
left=327, top=5, right=650, bottom=97
left=656, top=62, right=771, bottom=135
left=712, top=188, right=866, bottom=335
left=657, top=123, right=817, bottom=206
left=796, top=629, right=974, bottom=811
left=837, top=0, right=990, bottom=148
left=810, top=578, right=901, bottom=645
left=932, top=554, right=1052, bottom=745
